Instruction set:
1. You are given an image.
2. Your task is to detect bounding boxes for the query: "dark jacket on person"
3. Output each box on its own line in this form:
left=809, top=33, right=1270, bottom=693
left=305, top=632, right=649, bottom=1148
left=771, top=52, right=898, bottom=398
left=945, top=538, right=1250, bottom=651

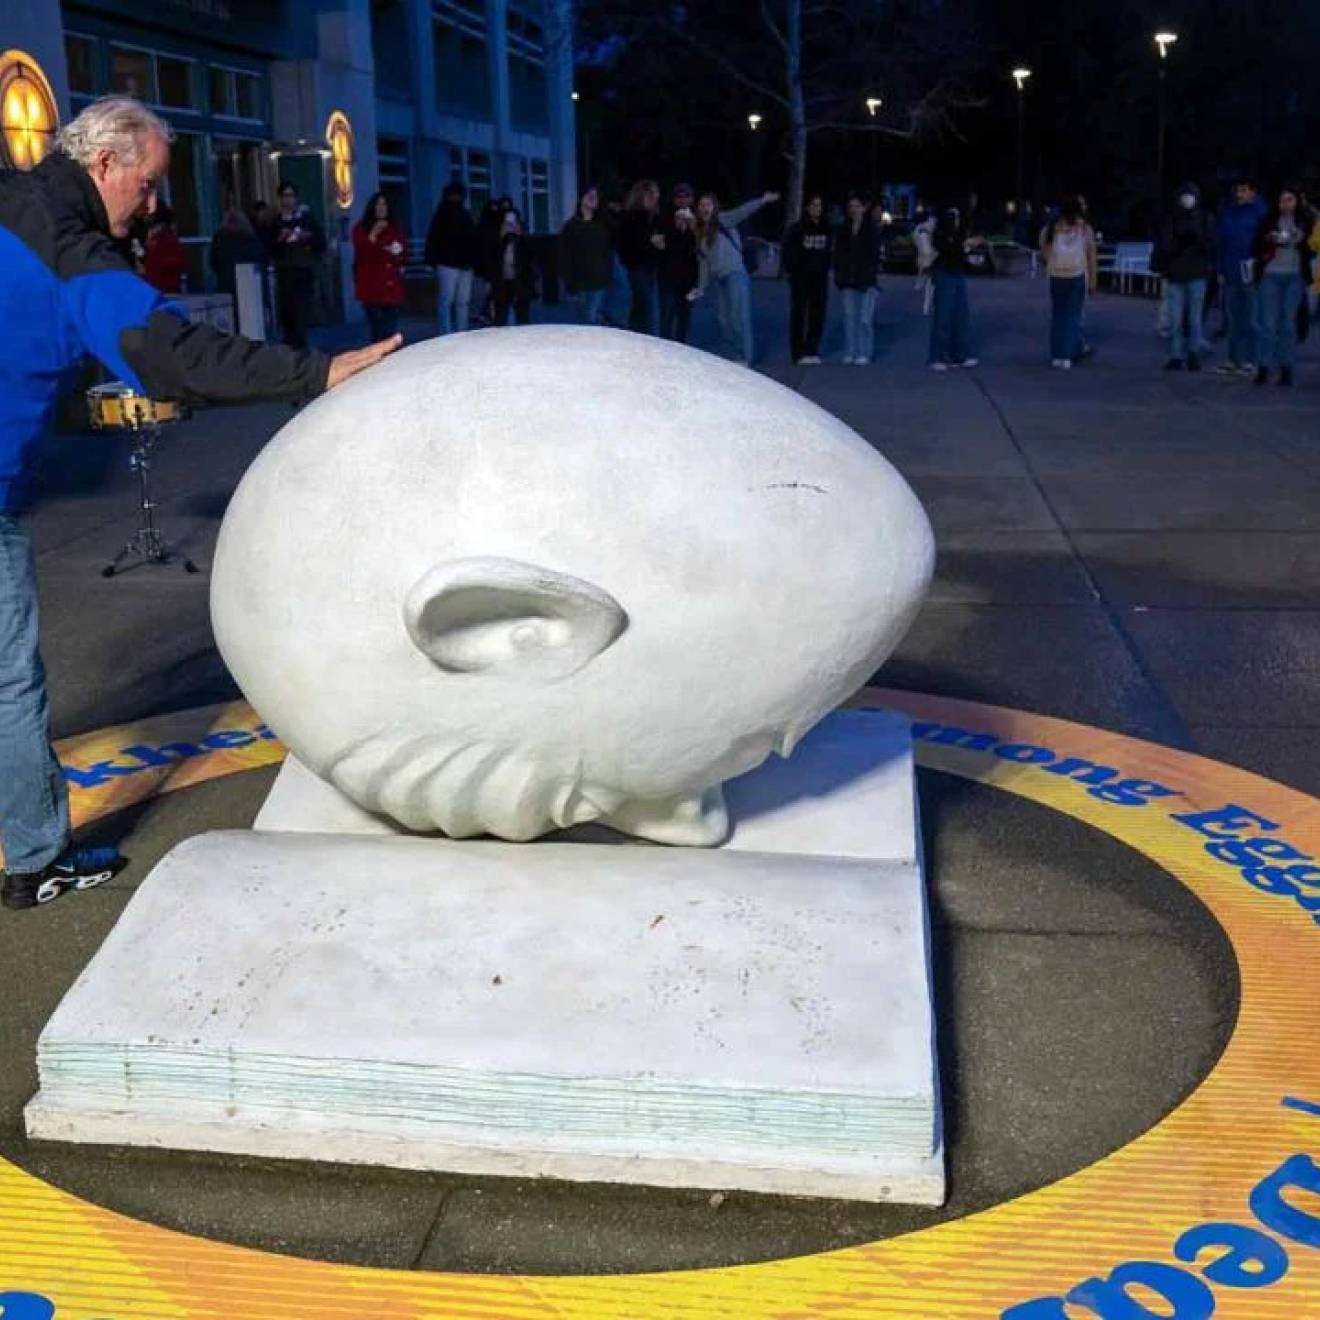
left=0, top=150, right=328, bottom=513
left=930, top=212, right=970, bottom=275
left=270, top=203, right=326, bottom=271
left=832, top=218, right=881, bottom=290
left=495, top=231, right=537, bottom=295
left=783, top=216, right=833, bottom=282
left=558, top=213, right=614, bottom=293
left=658, top=216, right=698, bottom=294
left=474, top=204, right=508, bottom=282
left=209, top=226, right=265, bottom=297
left=616, top=207, right=662, bottom=271
left=1251, top=206, right=1316, bottom=286
left=424, top=198, right=476, bottom=269
left=1153, top=188, right=1215, bottom=283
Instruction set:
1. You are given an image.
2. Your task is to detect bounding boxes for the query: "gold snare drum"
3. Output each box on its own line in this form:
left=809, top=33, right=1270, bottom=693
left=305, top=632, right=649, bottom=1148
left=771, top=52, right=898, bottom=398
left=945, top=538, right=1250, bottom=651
left=87, top=383, right=187, bottom=431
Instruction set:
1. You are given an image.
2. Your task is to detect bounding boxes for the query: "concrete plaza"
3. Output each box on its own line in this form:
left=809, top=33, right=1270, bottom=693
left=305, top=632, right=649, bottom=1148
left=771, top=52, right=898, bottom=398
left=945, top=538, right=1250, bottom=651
left=2, top=270, right=1313, bottom=1271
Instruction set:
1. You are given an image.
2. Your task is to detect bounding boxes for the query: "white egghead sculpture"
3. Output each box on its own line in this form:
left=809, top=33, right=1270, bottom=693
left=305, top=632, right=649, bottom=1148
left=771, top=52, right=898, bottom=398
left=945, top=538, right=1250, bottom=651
left=211, top=327, right=933, bottom=845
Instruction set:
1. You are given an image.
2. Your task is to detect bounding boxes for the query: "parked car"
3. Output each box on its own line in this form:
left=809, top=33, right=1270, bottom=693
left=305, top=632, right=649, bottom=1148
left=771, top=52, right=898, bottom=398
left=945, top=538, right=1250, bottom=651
left=878, top=219, right=917, bottom=273
left=964, top=234, right=997, bottom=276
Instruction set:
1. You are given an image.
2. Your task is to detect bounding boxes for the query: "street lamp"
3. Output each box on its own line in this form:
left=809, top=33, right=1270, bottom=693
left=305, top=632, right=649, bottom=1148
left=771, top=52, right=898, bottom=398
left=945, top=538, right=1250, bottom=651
left=865, top=96, right=882, bottom=198
left=1154, top=31, right=1177, bottom=197
left=1011, top=68, right=1031, bottom=211
left=747, top=113, right=762, bottom=130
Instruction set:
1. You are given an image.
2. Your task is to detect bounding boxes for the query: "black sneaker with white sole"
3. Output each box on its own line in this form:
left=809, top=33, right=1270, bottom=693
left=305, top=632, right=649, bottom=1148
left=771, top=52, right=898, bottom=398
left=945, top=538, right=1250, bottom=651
left=2, top=847, right=128, bottom=910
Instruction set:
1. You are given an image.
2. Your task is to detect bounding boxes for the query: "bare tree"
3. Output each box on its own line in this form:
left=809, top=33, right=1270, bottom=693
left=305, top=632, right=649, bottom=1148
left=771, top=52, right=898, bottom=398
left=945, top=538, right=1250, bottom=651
left=577, top=0, right=984, bottom=223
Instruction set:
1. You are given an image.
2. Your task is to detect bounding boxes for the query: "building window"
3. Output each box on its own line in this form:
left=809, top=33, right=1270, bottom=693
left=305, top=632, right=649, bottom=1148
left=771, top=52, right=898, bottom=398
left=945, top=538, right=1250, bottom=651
left=165, top=130, right=203, bottom=238
left=508, top=5, right=548, bottom=132
left=209, top=65, right=263, bottom=121
left=110, top=45, right=154, bottom=101
left=449, top=145, right=491, bottom=216
left=235, top=71, right=261, bottom=119
left=371, top=0, right=412, bottom=98
left=520, top=156, right=549, bottom=233
left=156, top=56, right=195, bottom=109
left=433, top=0, right=490, bottom=116
left=377, top=135, right=411, bottom=230
left=65, top=34, right=97, bottom=97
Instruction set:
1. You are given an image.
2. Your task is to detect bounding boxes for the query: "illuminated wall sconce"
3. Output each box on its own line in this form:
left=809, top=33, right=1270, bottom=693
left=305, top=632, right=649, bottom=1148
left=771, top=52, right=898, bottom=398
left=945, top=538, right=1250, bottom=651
left=0, top=50, right=59, bottom=172
left=325, top=109, right=355, bottom=210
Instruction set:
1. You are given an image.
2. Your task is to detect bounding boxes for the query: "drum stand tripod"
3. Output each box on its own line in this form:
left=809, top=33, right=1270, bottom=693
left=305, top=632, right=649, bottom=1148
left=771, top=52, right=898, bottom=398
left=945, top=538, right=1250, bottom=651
left=101, top=421, right=199, bottom=578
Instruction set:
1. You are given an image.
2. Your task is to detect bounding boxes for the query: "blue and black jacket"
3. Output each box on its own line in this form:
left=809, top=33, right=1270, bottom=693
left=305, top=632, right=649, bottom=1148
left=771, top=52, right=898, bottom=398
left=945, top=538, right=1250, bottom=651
left=0, top=151, right=329, bottom=513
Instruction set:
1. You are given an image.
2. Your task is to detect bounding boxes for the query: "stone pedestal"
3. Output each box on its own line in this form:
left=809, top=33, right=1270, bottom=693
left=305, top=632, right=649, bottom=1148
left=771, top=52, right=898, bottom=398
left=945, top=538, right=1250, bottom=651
left=27, top=708, right=943, bottom=1205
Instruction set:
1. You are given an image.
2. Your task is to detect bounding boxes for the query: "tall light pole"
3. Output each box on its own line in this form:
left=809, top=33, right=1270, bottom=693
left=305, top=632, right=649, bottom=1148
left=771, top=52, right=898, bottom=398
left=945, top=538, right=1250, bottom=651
left=1011, top=68, right=1031, bottom=212
left=1154, top=31, right=1177, bottom=199
left=865, top=95, right=882, bottom=201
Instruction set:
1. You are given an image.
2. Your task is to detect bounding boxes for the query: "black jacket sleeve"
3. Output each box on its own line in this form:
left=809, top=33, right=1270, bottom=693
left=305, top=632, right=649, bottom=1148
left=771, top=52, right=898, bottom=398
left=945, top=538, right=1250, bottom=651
left=120, top=309, right=330, bottom=407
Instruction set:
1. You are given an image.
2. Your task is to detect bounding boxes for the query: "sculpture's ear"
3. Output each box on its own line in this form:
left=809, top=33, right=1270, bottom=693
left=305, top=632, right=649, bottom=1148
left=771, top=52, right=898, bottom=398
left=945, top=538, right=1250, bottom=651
left=403, top=556, right=628, bottom=682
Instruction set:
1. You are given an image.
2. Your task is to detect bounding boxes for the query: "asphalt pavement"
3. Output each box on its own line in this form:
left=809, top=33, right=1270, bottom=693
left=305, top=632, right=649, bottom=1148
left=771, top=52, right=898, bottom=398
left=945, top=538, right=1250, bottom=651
left=3, top=268, right=1313, bottom=1271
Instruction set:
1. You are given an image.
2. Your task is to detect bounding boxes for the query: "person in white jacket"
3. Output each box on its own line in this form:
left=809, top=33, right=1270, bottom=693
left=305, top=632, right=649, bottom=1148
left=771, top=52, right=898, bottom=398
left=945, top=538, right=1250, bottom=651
left=689, top=190, right=779, bottom=364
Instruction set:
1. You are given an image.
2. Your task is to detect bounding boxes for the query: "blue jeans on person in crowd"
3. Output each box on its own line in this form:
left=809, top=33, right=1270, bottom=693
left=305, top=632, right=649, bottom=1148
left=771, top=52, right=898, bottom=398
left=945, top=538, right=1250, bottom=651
left=626, top=267, right=660, bottom=336
left=1258, top=271, right=1305, bottom=369
left=1163, top=278, right=1206, bottom=361
left=712, top=269, right=754, bottom=364
left=928, top=271, right=971, bottom=364
left=571, top=287, right=607, bottom=325
left=604, top=255, right=631, bottom=326
left=0, top=516, right=70, bottom=876
left=1223, top=279, right=1260, bottom=365
left=364, top=304, right=399, bottom=342
left=1049, top=275, right=1086, bottom=361
left=841, top=287, right=877, bottom=362
left=436, top=265, right=472, bottom=334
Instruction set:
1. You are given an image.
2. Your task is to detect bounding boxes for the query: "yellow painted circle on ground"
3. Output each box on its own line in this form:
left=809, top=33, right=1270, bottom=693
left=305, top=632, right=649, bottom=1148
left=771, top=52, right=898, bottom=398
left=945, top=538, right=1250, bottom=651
left=9, top=689, right=1320, bottom=1318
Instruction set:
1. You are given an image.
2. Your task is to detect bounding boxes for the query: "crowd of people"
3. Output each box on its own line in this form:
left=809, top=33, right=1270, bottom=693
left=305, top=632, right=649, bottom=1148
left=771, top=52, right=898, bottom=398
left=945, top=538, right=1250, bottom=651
left=144, top=171, right=1317, bottom=386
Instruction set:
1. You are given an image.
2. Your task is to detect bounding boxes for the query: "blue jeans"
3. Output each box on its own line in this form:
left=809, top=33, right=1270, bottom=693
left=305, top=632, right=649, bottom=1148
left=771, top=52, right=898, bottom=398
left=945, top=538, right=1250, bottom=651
left=571, top=287, right=606, bottom=325
left=712, top=269, right=754, bottom=364
left=0, top=516, right=69, bottom=874
left=1223, top=280, right=1260, bottom=365
left=604, top=255, right=631, bottom=326
left=626, top=267, right=659, bottom=336
left=436, top=265, right=472, bottom=334
left=1259, top=272, right=1305, bottom=369
left=841, top=287, right=877, bottom=361
left=929, top=271, right=971, bottom=364
left=1049, top=275, right=1086, bottom=361
left=1163, top=278, right=1206, bottom=361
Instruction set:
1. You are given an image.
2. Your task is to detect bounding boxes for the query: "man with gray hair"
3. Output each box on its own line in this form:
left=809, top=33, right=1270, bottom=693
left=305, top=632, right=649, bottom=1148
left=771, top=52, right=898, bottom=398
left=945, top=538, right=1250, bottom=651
left=0, top=96, right=400, bottom=911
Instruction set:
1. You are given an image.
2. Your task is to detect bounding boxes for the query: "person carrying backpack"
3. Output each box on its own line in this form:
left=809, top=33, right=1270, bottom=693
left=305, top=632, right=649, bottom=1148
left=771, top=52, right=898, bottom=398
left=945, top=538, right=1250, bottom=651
left=1039, top=197, right=1097, bottom=369
left=689, top=190, right=779, bottom=365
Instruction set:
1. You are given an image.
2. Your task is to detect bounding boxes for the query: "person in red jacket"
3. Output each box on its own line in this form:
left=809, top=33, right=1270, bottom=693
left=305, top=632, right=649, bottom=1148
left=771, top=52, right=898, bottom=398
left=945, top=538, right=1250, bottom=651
left=352, top=192, right=408, bottom=341
left=143, top=202, right=187, bottom=293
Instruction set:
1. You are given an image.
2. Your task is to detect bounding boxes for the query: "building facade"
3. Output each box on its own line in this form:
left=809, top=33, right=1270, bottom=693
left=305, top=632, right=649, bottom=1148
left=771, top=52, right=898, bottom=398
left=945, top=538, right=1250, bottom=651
left=4, top=0, right=576, bottom=302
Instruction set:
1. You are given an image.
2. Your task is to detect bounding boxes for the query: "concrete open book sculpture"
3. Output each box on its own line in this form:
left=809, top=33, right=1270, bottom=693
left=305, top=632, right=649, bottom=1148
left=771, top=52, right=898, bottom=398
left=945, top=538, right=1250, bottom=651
left=29, top=329, right=944, bottom=1205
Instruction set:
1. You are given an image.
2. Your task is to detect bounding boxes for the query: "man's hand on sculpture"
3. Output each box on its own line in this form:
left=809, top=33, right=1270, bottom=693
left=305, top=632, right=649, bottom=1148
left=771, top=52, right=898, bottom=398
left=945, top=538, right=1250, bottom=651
left=326, top=334, right=404, bottom=390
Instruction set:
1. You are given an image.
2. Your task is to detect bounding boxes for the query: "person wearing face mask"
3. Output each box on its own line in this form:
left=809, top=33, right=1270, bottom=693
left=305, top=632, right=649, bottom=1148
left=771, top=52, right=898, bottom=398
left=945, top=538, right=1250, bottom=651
left=1153, top=183, right=1216, bottom=371
left=1252, top=185, right=1316, bottom=387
